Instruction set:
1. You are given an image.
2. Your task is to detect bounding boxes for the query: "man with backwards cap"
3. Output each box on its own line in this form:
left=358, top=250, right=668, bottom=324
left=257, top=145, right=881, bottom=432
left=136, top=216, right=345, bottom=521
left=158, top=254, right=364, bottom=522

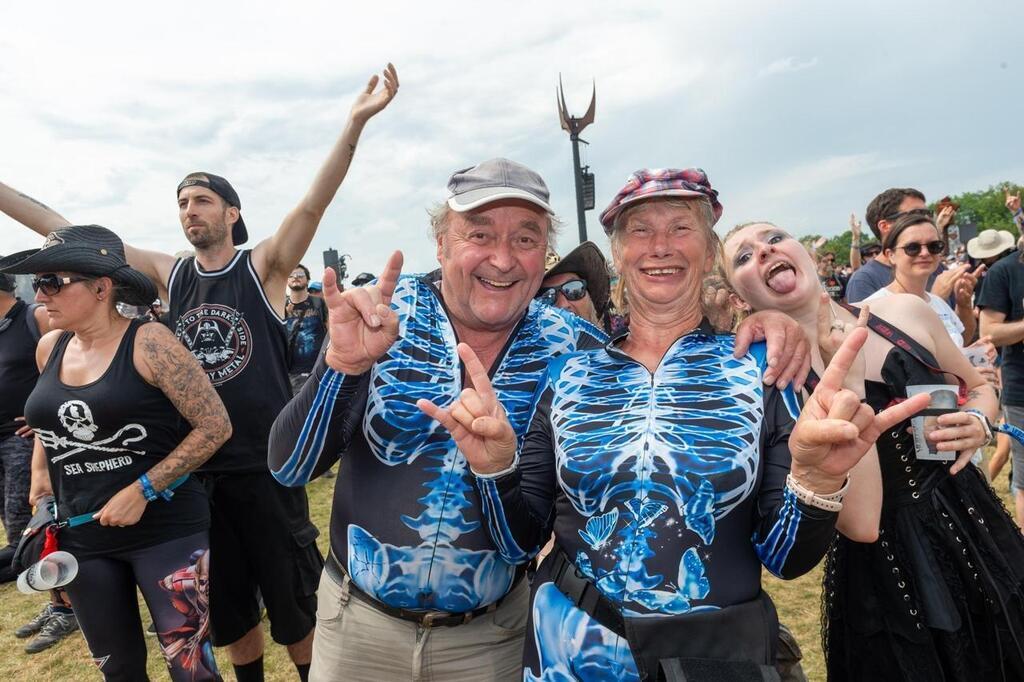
left=0, top=64, right=398, bottom=682
left=267, top=157, right=810, bottom=680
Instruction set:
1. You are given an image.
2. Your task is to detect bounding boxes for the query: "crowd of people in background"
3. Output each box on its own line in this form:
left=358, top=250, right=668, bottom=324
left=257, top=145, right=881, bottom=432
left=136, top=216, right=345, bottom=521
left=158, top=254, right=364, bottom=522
left=1, top=61, right=1024, bottom=682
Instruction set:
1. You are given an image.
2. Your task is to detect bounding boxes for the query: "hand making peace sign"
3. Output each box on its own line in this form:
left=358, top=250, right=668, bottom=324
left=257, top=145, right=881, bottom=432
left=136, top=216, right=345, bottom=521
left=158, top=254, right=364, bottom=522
left=416, top=343, right=518, bottom=476
left=323, top=250, right=403, bottom=375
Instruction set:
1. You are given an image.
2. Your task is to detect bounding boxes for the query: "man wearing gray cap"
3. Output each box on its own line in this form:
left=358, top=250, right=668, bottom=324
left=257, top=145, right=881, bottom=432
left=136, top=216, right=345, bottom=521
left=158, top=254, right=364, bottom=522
left=268, top=158, right=810, bottom=680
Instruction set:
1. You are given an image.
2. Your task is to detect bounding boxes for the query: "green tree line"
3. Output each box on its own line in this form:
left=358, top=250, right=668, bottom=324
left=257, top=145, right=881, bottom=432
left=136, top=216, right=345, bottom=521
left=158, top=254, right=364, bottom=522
left=816, top=182, right=1021, bottom=266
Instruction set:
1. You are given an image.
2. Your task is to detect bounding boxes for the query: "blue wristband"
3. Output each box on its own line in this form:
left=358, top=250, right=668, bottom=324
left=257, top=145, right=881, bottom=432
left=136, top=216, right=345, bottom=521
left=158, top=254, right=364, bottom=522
left=138, top=474, right=159, bottom=502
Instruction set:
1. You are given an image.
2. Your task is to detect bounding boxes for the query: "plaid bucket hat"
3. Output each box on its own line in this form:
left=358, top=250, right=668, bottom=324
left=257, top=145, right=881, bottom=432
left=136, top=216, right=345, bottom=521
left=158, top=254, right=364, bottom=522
left=599, top=168, right=723, bottom=234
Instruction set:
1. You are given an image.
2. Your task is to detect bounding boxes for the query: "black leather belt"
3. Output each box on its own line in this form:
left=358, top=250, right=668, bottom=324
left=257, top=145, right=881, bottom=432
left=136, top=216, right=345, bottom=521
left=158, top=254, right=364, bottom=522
left=547, top=546, right=626, bottom=637
left=325, top=550, right=521, bottom=628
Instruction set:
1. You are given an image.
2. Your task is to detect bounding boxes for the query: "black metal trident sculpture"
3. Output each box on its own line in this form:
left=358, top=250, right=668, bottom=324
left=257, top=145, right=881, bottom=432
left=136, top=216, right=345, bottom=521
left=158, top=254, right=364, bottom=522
left=557, top=75, right=596, bottom=243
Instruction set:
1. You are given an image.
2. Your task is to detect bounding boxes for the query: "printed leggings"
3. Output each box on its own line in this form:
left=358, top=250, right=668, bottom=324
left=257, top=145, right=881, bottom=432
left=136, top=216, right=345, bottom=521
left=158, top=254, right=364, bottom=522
left=64, top=531, right=220, bottom=682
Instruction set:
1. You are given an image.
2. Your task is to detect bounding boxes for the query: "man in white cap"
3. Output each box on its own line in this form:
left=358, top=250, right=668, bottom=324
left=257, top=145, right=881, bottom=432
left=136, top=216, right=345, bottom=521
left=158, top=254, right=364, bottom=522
left=968, top=229, right=1015, bottom=299
left=268, top=157, right=810, bottom=680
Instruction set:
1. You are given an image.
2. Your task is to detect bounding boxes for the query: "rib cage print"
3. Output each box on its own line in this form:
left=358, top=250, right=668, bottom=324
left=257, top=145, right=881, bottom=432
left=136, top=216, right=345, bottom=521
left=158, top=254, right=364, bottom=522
left=350, top=276, right=593, bottom=610
left=549, top=333, right=763, bottom=616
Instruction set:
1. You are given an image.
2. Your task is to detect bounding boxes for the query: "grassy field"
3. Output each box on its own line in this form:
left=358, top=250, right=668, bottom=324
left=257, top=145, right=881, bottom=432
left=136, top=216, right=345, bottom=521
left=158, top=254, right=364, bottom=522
left=0, top=457, right=1014, bottom=681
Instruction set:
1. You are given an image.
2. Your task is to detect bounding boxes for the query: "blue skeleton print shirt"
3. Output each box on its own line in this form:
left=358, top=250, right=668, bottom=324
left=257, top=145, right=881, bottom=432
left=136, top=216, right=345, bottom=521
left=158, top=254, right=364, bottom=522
left=268, top=273, right=606, bottom=612
left=474, top=320, right=839, bottom=680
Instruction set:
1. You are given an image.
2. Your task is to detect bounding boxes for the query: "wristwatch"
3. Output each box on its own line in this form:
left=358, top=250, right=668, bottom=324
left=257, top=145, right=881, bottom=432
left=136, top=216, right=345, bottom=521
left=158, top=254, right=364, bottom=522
left=963, top=408, right=994, bottom=445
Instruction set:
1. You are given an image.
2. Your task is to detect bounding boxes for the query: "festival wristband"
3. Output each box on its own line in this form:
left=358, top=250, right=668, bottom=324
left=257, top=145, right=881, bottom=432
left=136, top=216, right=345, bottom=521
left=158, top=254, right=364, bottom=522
left=785, top=473, right=847, bottom=513
left=137, top=474, right=159, bottom=502
left=137, top=473, right=188, bottom=502
left=962, top=409, right=994, bottom=444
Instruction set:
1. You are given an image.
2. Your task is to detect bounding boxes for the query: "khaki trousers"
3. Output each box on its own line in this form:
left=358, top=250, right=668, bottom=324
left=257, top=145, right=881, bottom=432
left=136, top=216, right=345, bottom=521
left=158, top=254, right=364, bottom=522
left=309, top=569, right=529, bottom=682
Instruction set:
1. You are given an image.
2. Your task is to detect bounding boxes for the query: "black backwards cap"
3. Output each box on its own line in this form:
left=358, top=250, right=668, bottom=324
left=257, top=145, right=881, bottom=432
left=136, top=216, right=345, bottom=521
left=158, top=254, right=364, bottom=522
left=177, top=173, right=249, bottom=245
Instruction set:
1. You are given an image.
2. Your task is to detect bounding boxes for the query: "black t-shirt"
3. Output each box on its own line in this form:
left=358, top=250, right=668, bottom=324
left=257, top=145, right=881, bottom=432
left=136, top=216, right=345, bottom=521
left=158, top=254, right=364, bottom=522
left=167, top=250, right=292, bottom=472
left=976, top=251, right=1024, bottom=406
left=0, top=301, right=41, bottom=438
left=285, top=296, right=327, bottom=375
left=23, top=320, right=209, bottom=559
left=820, top=274, right=847, bottom=302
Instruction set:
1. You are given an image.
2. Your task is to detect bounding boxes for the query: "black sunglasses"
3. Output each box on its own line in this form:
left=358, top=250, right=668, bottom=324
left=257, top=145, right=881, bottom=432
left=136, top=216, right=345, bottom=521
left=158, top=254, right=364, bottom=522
left=895, top=240, right=945, bottom=257
left=537, top=279, right=588, bottom=305
left=31, top=274, right=90, bottom=297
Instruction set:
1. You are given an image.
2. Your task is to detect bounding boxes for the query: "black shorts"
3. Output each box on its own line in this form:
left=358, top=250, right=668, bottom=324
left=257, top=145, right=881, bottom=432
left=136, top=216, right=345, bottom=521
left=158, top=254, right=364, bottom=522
left=199, top=471, right=323, bottom=646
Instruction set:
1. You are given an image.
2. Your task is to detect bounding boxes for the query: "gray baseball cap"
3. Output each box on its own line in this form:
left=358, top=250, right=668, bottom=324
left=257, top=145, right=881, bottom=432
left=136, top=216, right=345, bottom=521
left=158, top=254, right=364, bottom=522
left=446, top=158, right=553, bottom=214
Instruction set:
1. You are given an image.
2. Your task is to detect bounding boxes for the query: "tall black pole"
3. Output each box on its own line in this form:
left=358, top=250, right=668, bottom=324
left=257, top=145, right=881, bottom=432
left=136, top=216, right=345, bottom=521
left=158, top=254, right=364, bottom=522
left=557, top=76, right=596, bottom=245
left=570, top=133, right=587, bottom=243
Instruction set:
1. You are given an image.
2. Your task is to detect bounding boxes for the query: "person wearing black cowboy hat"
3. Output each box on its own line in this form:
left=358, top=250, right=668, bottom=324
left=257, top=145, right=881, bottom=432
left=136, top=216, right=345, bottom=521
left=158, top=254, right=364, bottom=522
left=0, top=64, right=399, bottom=682
left=537, top=241, right=610, bottom=330
left=0, top=225, right=232, bottom=679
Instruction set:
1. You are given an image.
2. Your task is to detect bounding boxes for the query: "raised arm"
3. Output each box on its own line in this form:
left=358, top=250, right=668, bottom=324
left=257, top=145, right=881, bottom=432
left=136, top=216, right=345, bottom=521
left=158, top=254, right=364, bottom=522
left=849, top=213, right=863, bottom=271
left=1008, top=190, right=1024, bottom=233
left=0, top=181, right=72, bottom=234
left=253, top=64, right=399, bottom=283
left=0, top=180, right=176, bottom=298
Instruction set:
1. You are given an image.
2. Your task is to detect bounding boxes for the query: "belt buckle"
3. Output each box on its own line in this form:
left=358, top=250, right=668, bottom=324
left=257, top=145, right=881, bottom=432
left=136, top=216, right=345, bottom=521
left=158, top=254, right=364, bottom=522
left=421, top=611, right=448, bottom=628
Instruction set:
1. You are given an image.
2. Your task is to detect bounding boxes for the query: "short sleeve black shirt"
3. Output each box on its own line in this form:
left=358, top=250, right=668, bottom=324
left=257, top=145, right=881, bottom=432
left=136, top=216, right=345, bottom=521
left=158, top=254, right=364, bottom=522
left=976, top=251, right=1024, bottom=406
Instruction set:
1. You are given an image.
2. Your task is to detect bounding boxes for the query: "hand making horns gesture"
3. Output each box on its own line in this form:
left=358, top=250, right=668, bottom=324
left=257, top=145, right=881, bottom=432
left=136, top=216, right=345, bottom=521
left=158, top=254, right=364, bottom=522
left=416, top=343, right=517, bottom=476
left=789, top=327, right=931, bottom=490
left=323, top=250, right=403, bottom=375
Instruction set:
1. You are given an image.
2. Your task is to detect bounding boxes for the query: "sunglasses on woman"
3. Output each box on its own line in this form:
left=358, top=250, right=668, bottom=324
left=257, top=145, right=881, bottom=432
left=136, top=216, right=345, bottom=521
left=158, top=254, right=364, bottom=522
left=31, top=274, right=90, bottom=296
left=536, top=279, right=588, bottom=305
left=895, top=240, right=945, bottom=257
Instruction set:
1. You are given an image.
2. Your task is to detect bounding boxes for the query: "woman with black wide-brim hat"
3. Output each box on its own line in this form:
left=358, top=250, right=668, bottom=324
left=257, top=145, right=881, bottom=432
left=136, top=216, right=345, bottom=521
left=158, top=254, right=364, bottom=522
left=2, top=225, right=232, bottom=681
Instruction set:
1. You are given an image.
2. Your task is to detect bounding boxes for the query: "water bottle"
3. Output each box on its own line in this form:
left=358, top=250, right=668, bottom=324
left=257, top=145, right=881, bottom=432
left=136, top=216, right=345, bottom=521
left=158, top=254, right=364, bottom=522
left=17, top=551, right=79, bottom=594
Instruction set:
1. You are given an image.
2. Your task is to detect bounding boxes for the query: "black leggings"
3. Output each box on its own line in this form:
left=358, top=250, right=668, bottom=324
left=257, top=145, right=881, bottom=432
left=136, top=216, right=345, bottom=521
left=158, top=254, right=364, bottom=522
left=64, top=531, right=220, bottom=681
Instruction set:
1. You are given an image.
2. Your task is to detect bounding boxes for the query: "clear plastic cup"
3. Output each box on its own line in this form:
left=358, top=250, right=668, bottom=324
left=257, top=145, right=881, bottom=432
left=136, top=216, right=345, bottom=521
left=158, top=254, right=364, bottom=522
left=17, top=551, right=79, bottom=594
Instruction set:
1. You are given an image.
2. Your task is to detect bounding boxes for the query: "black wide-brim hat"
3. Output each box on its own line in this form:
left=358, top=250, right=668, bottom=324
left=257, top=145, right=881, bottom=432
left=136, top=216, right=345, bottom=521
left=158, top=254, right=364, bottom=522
left=0, top=225, right=158, bottom=306
left=544, top=241, right=611, bottom=317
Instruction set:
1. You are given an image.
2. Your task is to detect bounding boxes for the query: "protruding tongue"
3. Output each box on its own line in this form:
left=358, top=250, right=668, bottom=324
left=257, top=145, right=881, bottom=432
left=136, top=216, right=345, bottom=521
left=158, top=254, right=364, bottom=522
left=767, top=267, right=797, bottom=294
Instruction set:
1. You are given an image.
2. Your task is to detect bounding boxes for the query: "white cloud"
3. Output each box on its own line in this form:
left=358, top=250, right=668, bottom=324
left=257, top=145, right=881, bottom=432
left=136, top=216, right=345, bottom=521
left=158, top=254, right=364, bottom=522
left=756, top=153, right=915, bottom=200
left=757, top=56, right=819, bottom=78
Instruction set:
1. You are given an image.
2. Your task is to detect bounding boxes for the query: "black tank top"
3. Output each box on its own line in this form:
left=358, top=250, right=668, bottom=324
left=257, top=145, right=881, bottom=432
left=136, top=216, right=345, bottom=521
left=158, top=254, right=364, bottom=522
left=0, top=301, right=40, bottom=438
left=167, top=250, right=291, bottom=472
left=24, top=320, right=209, bottom=559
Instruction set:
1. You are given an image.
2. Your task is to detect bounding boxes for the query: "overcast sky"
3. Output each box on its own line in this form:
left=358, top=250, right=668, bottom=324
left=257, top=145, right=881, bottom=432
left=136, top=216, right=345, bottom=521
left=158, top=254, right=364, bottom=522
left=2, top=1, right=1021, bottom=279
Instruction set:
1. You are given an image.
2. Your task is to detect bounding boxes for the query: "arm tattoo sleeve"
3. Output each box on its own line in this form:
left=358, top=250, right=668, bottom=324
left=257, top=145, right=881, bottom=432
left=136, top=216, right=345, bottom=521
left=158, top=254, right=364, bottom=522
left=138, top=325, right=231, bottom=489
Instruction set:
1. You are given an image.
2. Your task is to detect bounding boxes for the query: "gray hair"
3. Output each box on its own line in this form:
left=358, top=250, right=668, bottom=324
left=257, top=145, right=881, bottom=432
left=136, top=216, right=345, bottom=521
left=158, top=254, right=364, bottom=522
left=426, top=202, right=563, bottom=249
